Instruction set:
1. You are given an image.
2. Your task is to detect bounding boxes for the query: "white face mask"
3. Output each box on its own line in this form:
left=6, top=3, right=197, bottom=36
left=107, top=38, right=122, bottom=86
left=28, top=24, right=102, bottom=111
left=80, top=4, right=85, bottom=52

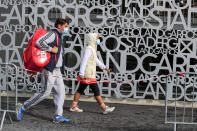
left=62, top=27, right=69, bottom=34
left=96, top=39, right=101, bottom=45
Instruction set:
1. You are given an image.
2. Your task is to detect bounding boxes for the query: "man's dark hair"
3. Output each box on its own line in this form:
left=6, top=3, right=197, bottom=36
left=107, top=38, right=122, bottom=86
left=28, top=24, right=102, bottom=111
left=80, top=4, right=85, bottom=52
left=54, top=18, right=69, bottom=28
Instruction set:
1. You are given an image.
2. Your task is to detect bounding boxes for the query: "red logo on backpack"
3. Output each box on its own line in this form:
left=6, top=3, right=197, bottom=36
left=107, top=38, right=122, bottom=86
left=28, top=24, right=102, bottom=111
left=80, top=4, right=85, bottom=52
left=23, top=28, right=58, bottom=74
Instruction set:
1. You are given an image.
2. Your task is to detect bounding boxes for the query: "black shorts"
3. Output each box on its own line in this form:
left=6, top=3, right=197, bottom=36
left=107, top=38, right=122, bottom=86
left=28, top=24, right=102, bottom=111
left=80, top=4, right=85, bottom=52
left=77, top=82, right=100, bottom=96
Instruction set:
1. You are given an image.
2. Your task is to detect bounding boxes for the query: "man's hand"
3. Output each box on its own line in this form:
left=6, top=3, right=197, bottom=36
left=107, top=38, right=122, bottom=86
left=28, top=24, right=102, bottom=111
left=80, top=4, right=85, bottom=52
left=51, top=46, right=58, bottom=53
left=105, top=67, right=110, bottom=73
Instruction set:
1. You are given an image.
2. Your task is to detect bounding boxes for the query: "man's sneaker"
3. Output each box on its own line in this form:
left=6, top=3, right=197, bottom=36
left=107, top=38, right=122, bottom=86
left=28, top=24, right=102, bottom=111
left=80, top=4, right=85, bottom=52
left=70, top=107, right=83, bottom=112
left=16, top=103, right=25, bottom=121
left=53, top=116, right=70, bottom=123
left=103, top=106, right=115, bottom=115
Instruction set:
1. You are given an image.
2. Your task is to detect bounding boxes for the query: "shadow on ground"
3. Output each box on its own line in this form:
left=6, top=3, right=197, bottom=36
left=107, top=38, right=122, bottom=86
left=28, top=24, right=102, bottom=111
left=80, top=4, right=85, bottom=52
left=1, top=98, right=197, bottom=131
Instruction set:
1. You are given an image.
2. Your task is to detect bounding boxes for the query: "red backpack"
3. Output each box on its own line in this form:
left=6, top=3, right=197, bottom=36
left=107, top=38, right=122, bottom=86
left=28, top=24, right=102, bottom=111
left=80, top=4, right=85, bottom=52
left=23, top=28, right=58, bottom=74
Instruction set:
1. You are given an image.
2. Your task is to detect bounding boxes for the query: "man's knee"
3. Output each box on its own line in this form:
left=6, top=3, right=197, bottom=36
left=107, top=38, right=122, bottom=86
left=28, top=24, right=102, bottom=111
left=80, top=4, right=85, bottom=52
left=42, top=90, right=51, bottom=98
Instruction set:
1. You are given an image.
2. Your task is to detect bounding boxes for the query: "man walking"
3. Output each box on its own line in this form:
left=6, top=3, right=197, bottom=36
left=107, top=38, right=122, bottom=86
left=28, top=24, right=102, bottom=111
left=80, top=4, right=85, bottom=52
left=16, top=18, right=70, bottom=123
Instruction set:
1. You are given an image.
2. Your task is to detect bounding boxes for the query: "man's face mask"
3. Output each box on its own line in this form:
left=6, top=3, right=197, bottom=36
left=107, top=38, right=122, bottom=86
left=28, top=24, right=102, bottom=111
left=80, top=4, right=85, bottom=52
left=63, top=27, right=69, bottom=34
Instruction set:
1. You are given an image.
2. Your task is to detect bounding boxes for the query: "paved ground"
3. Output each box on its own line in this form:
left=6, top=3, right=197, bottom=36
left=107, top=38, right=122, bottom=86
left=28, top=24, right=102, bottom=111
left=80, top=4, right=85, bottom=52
left=1, top=98, right=197, bottom=131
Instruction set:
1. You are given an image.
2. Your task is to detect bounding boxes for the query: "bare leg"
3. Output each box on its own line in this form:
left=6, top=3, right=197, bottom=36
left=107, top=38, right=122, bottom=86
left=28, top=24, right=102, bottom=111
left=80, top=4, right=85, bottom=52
left=95, top=96, right=106, bottom=110
left=71, top=92, right=81, bottom=108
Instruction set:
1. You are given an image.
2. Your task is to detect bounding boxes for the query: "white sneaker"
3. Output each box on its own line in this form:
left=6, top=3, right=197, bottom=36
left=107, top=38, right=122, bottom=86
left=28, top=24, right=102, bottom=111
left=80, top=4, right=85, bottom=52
left=103, top=106, right=115, bottom=114
left=70, top=107, right=83, bottom=112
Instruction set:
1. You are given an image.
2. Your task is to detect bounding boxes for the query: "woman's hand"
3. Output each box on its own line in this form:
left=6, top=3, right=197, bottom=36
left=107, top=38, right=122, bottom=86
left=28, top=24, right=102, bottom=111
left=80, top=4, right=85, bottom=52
left=105, top=68, right=110, bottom=73
left=79, top=75, right=85, bottom=79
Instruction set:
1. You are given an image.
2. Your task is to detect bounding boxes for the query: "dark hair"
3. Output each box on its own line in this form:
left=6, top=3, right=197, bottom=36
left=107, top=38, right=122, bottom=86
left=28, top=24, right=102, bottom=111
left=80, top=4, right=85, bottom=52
left=54, top=18, right=69, bottom=28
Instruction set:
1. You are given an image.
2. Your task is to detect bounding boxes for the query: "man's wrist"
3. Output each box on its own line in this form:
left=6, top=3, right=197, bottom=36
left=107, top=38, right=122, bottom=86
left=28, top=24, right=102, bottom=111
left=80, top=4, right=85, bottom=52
left=48, top=47, right=52, bottom=52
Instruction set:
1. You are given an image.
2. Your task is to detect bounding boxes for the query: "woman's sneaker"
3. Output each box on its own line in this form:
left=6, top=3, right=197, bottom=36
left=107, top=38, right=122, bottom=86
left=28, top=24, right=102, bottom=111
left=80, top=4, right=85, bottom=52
left=70, top=107, right=83, bottom=112
left=53, top=116, right=70, bottom=123
left=103, top=106, right=115, bottom=114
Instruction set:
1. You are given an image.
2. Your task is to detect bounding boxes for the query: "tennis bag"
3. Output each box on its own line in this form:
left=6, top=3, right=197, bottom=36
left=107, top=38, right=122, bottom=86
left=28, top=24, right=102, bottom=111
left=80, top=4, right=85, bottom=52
left=23, top=28, right=58, bottom=74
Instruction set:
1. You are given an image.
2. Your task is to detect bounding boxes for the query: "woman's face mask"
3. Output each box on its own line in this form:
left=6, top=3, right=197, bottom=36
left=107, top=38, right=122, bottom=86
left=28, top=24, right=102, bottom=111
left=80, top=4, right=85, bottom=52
left=63, top=27, right=69, bottom=34
left=96, top=39, right=101, bottom=45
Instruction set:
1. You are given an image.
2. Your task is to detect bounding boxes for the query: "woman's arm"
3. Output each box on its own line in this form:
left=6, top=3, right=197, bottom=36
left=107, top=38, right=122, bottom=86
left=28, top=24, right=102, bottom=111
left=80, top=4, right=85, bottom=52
left=79, top=48, right=92, bottom=76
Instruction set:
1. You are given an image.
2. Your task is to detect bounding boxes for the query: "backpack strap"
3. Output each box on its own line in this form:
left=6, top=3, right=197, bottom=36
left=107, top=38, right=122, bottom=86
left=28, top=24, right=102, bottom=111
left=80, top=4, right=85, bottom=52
left=54, top=33, right=59, bottom=64
left=50, top=31, right=59, bottom=64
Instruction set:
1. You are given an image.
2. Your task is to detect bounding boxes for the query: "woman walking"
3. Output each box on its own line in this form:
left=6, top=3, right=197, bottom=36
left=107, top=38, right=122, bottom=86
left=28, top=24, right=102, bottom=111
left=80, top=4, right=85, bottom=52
left=70, top=33, right=115, bottom=114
